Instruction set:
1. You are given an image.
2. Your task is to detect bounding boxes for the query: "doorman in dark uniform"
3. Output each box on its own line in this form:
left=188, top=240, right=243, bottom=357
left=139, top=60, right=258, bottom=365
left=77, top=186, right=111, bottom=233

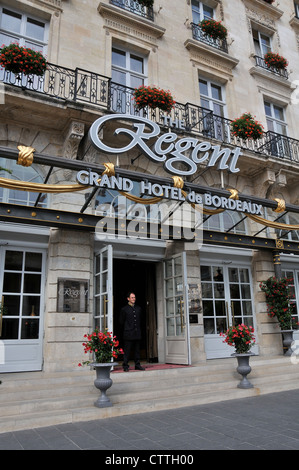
left=119, top=292, right=145, bottom=372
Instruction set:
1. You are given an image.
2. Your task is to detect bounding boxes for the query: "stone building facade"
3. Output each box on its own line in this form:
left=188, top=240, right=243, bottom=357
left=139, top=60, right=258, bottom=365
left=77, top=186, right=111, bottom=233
left=1, top=0, right=299, bottom=373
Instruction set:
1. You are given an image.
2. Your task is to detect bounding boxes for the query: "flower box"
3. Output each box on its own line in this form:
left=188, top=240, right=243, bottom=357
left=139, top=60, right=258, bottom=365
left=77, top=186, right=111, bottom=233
left=133, top=85, right=175, bottom=113
left=264, top=52, right=288, bottom=70
left=231, top=112, right=263, bottom=140
left=199, top=19, right=227, bottom=40
left=0, top=43, right=47, bottom=76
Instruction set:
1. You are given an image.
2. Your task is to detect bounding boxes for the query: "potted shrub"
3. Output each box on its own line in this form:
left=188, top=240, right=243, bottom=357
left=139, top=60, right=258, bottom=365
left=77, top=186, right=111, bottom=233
left=264, top=52, right=288, bottom=70
left=220, top=323, right=256, bottom=388
left=133, top=85, right=175, bottom=113
left=0, top=43, right=47, bottom=76
left=78, top=328, right=123, bottom=407
left=199, top=19, right=227, bottom=40
left=231, top=112, right=263, bottom=140
left=260, top=276, right=297, bottom=355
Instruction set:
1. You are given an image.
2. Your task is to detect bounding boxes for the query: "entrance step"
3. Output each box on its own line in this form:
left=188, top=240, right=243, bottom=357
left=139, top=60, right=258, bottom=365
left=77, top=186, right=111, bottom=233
left=1, top=356, right=299, bottom=433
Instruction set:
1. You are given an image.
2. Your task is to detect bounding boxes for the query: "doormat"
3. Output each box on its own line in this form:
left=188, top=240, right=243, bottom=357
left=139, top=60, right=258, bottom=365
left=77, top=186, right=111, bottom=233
left=112, top=363, right=190, bottom=373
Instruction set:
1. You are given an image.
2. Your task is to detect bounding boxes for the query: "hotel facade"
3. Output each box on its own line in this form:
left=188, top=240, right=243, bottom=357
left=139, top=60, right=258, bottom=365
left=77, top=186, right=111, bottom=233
left=1, top=0, right=299, bottom=374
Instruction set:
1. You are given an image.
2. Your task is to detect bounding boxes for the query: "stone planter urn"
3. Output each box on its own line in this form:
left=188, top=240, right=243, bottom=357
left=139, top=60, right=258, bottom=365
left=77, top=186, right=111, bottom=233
left=234, top=353, right=254, bottom=389
left=281, top=330, right=294, bottom=356
left=91, top=362, right=118, bottom=408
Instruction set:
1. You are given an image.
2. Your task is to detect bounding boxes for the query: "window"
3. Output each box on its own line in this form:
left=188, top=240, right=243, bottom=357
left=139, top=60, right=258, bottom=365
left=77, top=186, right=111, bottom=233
left=264, top=101, right=287, bottom=135
left=0, top=7, right=48, bottom=53
left=264, top=100, right=291, bottom=157
left=252, top=28, right=271, bottom=57
left=295, top=2, right=299, bottom=19
left=275, top=214, right=299, bottom=241
left=111, top=47, right=147, bottom=113
left=0, top=159, right=48, bottom=207
left=199, top=78, right=228, bottom=140
left=191, top=1, right=213, bottom=23
left=203, top=211, right=247, bottom=235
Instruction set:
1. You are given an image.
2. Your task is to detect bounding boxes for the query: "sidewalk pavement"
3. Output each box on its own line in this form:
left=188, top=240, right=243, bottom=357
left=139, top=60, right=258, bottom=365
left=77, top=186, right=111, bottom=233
left=1, top=389, right=299, bottom=451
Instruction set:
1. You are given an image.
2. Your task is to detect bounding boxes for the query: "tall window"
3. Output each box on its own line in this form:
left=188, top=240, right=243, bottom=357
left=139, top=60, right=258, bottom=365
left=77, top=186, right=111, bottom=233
left=252, top=28, right=271, bottom=57
left=0, top=7, right=48, bottom=53
left=199, top=78, right=228, bottom=140
left=191, top=0, right=214, bottom=23
left=111, top=47, right=147, bottom=113
left=264, top=101, right=287, bottom=135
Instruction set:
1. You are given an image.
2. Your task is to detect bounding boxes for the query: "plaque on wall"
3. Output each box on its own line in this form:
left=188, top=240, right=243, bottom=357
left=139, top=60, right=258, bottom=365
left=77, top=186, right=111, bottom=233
left=57, top=278, right=89, bottom=313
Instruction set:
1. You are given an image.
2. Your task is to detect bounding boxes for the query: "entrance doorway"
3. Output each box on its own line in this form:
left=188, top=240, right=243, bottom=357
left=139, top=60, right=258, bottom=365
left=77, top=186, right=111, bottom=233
left=113, top=259, right=158, bottom=362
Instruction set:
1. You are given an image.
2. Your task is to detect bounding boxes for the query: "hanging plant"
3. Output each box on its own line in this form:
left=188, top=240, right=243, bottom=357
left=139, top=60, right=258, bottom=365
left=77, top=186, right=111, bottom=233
left=199, top=19, right=227, bottom=40
left=0, top=43, right=47, bottom=76
left=231, top=112, right=264, bottom=140
left=260, top=276, right=296, bottom=330
left=264, top=52, right=288, bottom=70
left=137, top=0, right=154, bottom=7
left=133, top=85, right=175, bottom=113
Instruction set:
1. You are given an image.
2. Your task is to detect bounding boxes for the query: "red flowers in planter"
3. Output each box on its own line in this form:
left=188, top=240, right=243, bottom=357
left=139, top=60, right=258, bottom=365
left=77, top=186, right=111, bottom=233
left=199, top=19, right=227, bottom=40
left=264, top=52, right=288, bottom=70
left=0, top=43, right=47, bottom=76
left=231, top=112, right=264, bottom=140
left=133, top=85, right=175, bottom=113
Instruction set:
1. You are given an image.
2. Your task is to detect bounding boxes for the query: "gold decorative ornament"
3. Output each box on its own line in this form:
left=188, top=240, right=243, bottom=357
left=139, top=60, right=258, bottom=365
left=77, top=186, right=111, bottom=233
left=17, top=146, right=35, bottom=167
left=273, top=198, right=286, bottom=213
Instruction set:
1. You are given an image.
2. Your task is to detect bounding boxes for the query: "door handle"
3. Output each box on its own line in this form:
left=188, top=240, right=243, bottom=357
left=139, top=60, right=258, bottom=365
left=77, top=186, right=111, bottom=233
left=180, top=296, right=185, bottom=331
left=103, top=294, right=108, bottom=330
left=0, top=297, right=3, bottom=337
left=231, top=301, right=235, bottom=327
left=225, top=301, right=229, bottom=328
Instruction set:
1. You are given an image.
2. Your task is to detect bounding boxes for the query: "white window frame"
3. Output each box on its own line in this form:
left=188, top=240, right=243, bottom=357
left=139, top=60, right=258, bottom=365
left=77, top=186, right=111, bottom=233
left=199, top=77, right=226, bottom=117
left=252, top=28, right=272, bottom=57
left=264, top=100, right=288, bottom=135
left=0, top=6, right=49, bottom=54
left=191, top=1, right=214, bottom=23
left=111, top=46, right=147, bottom=89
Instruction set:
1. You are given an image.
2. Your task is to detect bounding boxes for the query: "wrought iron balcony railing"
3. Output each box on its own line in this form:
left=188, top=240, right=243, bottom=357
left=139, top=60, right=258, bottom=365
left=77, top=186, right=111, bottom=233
left=254, top=55, right=289, bottom=79
left=1, top=62, right=299, bottom=164
left=109, top=0, right=154, bottom=21
left=190, top=22, right=228, bottom=53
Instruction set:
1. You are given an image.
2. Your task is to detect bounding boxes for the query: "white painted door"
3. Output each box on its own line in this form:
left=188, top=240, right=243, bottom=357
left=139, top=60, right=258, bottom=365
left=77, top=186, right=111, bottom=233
left=94, top=245, right=113, bottom=332
left=201, top=264, right=258, bottom=359
left=0, top=247, right=46, bottom=372
left=163, top=253, right=191, bottom=364
left=282, top=268, right=299, bottom=345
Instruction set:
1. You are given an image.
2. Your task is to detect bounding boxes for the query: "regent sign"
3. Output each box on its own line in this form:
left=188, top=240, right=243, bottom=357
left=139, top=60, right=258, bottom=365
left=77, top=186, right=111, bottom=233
left=89, top=114, right=242, bottom=176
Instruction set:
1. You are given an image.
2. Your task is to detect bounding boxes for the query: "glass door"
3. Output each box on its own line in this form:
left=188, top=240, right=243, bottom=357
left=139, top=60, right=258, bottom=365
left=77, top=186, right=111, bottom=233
left=94, top=245, right=113, bottom=332
left=0, top=247, right=46, bottom=372
left=201, top=264, right=258, bottom=359
left=163, top=253, right=190, bottom=364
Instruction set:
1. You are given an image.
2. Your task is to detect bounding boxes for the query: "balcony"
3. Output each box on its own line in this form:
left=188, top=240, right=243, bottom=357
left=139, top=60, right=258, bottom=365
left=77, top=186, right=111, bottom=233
left=109, top=0, right=154, bottom=21
left=254, top=55, right=289, bottom=79
left=1, top=63, right=298, bottom=165
left=190, top=22, right=228, bottom=53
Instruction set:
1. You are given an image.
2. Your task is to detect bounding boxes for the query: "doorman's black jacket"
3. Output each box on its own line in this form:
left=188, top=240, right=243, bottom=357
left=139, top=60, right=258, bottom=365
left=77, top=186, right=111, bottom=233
left=119, top=303, right=142, bottom=341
